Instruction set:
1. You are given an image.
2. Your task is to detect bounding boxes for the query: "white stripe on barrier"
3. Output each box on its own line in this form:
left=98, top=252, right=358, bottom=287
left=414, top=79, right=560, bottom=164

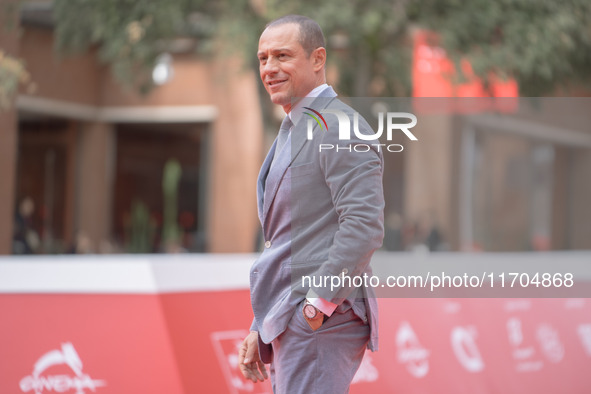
left=1, top=252, right=590, bottom=294
left=0, top=254, right=255, bottom=293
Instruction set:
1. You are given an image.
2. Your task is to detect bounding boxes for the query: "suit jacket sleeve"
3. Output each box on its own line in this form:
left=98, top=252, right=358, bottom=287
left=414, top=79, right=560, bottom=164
left=311, top=111, right=385, bottom=303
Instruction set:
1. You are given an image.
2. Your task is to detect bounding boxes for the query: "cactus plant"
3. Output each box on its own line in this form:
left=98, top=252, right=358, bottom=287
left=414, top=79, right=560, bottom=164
left=128, top=199, right=153, bottom=253
left=162, top=158, right=182, bottom=250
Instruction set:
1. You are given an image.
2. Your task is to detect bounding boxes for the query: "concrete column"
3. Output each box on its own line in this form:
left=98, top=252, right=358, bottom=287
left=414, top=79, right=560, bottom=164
left=0, top=109, right=18, bottom=254
left=0, top=5, right=20, bottom=254
left=63, top=122, right=77, bottom=247
left=403, top=113, right=457, bottom=249
left=75, top=121, right=115, bottom=251
left=207, top=57, right=263, bottom=252
left=569, top=149, right=591, bottom=249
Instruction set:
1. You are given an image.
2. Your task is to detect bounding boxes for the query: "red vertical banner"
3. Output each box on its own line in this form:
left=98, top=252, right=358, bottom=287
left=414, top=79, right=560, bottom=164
left=412, top=30, right=518, bottom=113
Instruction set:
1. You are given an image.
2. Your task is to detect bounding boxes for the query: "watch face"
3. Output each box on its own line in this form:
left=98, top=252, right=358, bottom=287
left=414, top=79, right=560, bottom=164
left=303, top=304, right=317, bottom=319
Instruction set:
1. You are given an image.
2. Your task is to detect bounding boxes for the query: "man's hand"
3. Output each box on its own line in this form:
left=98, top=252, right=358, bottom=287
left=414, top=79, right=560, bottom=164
left=238, top=331, right=268, bottom=383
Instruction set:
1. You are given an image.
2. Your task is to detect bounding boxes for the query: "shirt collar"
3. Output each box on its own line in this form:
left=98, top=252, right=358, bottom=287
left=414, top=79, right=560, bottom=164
left=288, top=83, right=329, bottom=127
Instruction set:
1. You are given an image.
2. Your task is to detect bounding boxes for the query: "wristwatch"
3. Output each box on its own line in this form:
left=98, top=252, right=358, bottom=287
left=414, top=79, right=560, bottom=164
left=302, top=300, right=324, bottom=331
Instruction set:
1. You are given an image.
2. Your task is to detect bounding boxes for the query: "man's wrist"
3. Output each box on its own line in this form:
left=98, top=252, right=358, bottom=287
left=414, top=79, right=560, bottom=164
left=302, top=300, right=324, bottom=331
left=305, top=292, right=337, bottom=316
left=303, top=300, right=324, bottom=320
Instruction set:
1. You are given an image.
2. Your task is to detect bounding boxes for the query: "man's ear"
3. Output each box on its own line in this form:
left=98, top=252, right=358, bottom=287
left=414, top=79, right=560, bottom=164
left=311, top=47, right=326, bottom=71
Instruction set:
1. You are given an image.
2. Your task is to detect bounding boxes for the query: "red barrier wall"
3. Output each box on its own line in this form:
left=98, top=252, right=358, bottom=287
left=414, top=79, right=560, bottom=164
left=2, top=291, right=590, bottom=393
left=1, top=254, right=590, bottom=393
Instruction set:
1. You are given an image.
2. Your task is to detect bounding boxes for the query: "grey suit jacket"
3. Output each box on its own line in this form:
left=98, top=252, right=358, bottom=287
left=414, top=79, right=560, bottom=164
left=250, top=86, right=384, bottom=356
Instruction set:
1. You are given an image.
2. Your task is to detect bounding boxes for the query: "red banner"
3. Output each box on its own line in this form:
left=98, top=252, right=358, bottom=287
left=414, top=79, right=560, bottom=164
left=1, top=292, right=590, bottom=393
left=412, top=30, right=519, bottom=114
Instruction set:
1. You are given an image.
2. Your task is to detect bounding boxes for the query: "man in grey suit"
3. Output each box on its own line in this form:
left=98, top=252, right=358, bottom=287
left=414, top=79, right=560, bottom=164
left=238, top=15, right=384, bottom=393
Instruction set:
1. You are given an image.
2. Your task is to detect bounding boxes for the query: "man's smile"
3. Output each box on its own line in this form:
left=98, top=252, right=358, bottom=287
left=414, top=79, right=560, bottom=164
left=267, top=79, right=288, bottom=90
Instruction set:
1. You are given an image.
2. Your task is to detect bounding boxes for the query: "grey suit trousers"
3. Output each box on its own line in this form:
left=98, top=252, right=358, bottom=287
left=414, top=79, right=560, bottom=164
left=269, top=300, right=369, bottom=394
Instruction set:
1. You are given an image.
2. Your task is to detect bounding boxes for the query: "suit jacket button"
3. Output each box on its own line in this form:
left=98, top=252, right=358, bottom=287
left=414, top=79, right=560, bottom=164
left=265, top=241, right=272, bottom=248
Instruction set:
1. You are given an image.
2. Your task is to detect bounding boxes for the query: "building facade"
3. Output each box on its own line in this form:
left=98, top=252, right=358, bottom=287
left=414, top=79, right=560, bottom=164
left=1, top=14, right=263, bottom=254
left=2, top=8, right=590, bottom=255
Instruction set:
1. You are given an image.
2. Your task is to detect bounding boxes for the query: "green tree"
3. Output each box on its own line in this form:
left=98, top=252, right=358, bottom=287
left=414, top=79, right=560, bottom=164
left=3, top=0, right=591, bottom=102
left=52, top=0, right=218, bottom=93
left=407, top=0, right=591, bottom=95
left=0, top=0, right=33, bottom=108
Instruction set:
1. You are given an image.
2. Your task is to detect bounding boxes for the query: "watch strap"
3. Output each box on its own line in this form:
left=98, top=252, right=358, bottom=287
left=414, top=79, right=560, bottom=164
left=303, top=301, right=324, bottom=331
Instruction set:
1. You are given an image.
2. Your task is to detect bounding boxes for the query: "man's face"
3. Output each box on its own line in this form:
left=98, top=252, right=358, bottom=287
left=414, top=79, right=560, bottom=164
left=257, top=23, right=323, bottom=113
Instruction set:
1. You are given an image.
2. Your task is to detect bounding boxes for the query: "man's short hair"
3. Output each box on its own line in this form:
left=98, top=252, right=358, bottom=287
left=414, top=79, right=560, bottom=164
left=265, top=15, right=326, bottom=56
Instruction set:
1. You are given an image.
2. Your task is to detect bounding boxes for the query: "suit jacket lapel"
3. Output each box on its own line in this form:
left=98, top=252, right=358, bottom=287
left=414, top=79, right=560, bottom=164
left=262, top=132, right=292, bottom=223
left=257, top=139, right=276, bottom=225
left=289, top=90, right=337, bottom=165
